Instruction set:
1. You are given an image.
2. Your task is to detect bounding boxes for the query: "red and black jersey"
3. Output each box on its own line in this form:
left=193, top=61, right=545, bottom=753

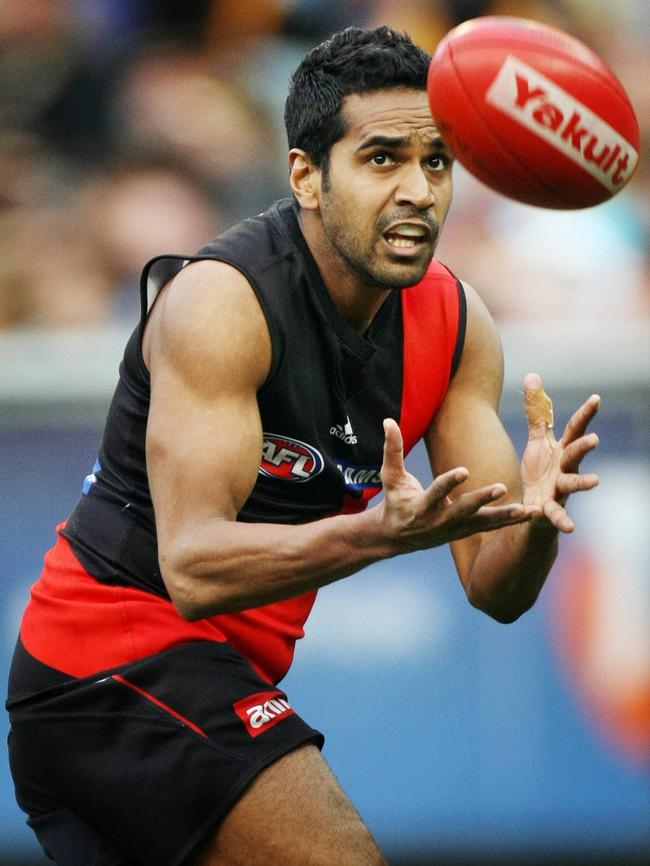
left=21, top=198, right=466, bottom=684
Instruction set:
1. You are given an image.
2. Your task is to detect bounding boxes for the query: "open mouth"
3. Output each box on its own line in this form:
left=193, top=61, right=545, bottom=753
left=383, top=222, right=429, bottom=250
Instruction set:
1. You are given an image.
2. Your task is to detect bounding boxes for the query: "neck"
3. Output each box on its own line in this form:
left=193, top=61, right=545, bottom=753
left=298, top=208, right=390, bottom=335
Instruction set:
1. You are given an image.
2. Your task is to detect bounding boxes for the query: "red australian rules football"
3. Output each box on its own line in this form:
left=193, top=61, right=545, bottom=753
left=427, top=16, right=640, bottom=209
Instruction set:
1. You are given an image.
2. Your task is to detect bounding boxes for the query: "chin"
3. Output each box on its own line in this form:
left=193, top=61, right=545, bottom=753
left=379, top=260, right=431, bottom=290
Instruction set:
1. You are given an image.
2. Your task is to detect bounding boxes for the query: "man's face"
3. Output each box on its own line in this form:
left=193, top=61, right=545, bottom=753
left=317, top=88, right=454, bottom=291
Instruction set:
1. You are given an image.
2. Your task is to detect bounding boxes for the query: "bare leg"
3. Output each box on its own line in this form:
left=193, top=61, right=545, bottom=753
left=190, top=743, right=388, bottom=866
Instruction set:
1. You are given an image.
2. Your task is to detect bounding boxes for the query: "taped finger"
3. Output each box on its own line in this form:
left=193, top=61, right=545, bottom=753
left=524, top=384, right=554, bottom=429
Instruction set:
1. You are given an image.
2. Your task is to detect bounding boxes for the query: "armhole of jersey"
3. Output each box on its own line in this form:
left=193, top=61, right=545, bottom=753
left=136, top=254, right=283, bottom=387
left=136, top=254, right=188, bottom=381
left=450, top=279, right=467, bottom=378
left=399, top=265, right=463, bottom=454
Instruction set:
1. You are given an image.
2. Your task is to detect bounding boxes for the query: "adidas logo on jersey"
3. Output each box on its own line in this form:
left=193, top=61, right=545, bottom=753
left=330, top=416, right=358, bottom=445
left=233, top=690, right=295, bottom=737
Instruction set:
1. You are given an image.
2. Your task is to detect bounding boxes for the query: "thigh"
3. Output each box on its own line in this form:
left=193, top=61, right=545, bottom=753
left=191, top=743, right=388, bottom=866
left=8, top=640, right=323, bottom=866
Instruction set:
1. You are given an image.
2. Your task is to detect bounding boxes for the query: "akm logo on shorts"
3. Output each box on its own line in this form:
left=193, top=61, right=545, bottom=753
left=259, top=434, right=324, bottom=483
left=486, top=55, right=638, bottom=192
left=233, top=690, right=295, bottom=737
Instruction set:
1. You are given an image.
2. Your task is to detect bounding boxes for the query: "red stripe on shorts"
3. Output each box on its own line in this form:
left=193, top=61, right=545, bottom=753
left=111, top=674, right=208, bottom=738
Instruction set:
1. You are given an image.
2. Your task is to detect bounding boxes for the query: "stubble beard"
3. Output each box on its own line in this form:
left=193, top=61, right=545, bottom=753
left=321, top=202, right=438, bottom=292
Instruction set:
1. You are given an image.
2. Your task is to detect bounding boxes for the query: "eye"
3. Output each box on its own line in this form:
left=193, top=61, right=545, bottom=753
left=426, top=154, right=450, bottom=172
left=370, top=152, right=395, bottom=167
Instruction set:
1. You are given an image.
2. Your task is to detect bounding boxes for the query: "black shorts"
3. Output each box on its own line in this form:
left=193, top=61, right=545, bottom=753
left=7, top=638, right=323, bottom=866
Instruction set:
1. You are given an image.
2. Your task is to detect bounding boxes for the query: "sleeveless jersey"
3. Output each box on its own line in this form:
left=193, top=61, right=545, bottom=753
left=20, top=199, right=466, bottom=684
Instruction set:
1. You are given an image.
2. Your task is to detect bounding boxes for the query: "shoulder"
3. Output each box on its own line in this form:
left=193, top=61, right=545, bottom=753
left=143, top=259, right=272, bottom=395
left=425, top=282, right=510, bottom=480
left=447, top=280, right=503, bottom=403
left=461, top=281, right=503, bottom=365
left=197, top=199, right=297, bottom=268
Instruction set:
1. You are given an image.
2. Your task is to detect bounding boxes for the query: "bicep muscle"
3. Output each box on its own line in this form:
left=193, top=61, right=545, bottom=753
left=143, top=260, right=271, bottom=557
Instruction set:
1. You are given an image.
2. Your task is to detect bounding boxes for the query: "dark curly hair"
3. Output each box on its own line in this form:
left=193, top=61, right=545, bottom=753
left=284, top=26, right=431, bottom=172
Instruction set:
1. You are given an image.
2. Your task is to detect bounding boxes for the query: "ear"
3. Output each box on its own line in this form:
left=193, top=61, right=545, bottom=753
left=288, top=148, right=321, bottom=210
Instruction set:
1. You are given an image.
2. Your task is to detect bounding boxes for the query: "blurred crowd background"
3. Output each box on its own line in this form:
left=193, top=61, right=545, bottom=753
left=0, top=0, right=648, bottom=332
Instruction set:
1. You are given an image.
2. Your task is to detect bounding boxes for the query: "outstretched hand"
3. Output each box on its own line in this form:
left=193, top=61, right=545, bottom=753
left=520, top=373, right=600, bottom=532
left=378, top=418, right=540, bottom=552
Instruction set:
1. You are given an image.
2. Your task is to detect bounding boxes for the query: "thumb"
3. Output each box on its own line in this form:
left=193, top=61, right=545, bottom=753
left=381, top=418, right=406, bottom=486
left=524, top=372, right=554, bottom=438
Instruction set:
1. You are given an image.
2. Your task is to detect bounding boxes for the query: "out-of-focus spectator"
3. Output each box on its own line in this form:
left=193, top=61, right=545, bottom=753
left=0, top=149, right=222, bottom=330
left=0, top=0, right=115, bottom=165
left=601, top=35, right=650, bottom=237
left=437, top=168, right=649, bottom=322
left=76, top=158, right=223, bottom=323
left=0, top=0, right=647, bottom=330
left=363, top=0, right=451, bottom=50
left=364, top=0, right=583, bottom=50
left=0, top=205, right=114, bottom=330
left=0, top=132, right=61, bottom=211
left=110, top=38, right=287, bottom=225
left=71, top=0, right=214, bottom=47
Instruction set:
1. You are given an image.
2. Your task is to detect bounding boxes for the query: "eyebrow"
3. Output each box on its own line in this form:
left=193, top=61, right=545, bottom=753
left=356, top=134, right=448, bottom=153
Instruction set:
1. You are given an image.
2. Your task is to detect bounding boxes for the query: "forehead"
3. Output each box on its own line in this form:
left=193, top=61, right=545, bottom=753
left=339, top=88, right=438, bottom=148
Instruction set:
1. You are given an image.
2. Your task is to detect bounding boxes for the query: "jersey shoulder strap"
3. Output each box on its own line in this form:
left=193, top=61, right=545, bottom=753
left=399, top=261, right=467, bottom=454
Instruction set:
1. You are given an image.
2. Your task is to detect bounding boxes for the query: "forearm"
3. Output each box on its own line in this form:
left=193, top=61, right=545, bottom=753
left=462, top=518, right=559, bottom=623
left=161, top=508, right=395, bottom=619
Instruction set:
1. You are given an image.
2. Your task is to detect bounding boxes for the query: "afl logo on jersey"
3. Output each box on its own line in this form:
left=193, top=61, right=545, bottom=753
left=259, top=434, right=324, bottom=483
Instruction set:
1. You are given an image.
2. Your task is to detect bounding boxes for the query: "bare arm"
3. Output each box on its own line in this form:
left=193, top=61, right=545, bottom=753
left=424, top=283, right=600, bottom=622
left=145, top=264, right=548, bottom=621
left=144, top=260, right=393, bottom=619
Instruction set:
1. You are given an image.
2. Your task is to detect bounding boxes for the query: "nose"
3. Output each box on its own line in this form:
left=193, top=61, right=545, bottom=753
left=394, top=163, right=435, bottom=209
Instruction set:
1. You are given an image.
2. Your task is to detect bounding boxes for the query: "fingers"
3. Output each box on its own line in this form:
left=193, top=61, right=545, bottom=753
left=523, top=372, right=554, bottom=435
left=444, top=495, right=543, bottom=539
left=542, top=500, right=575, bottom=533
left=380, top=418, right=406, bottom=486
left=524, top=374, right=602, bottom=470
left=560, top=393, right=601, bottom=447
left=561, top=432, right=599, bottom=472
left=426, top=478, right=502, bottom=513
left=421, top=466, right=470, bottom=509
left=381, top=419, right=470, bottom=501
left=471, top=502, right=542, bottom=533
left=426, top=477, right=542, bottom=535
left=555, top=472, right=599, bottom=496
left=446, top=489, right=541, bottom=532
left=524, top=371, right=600, bottom=447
